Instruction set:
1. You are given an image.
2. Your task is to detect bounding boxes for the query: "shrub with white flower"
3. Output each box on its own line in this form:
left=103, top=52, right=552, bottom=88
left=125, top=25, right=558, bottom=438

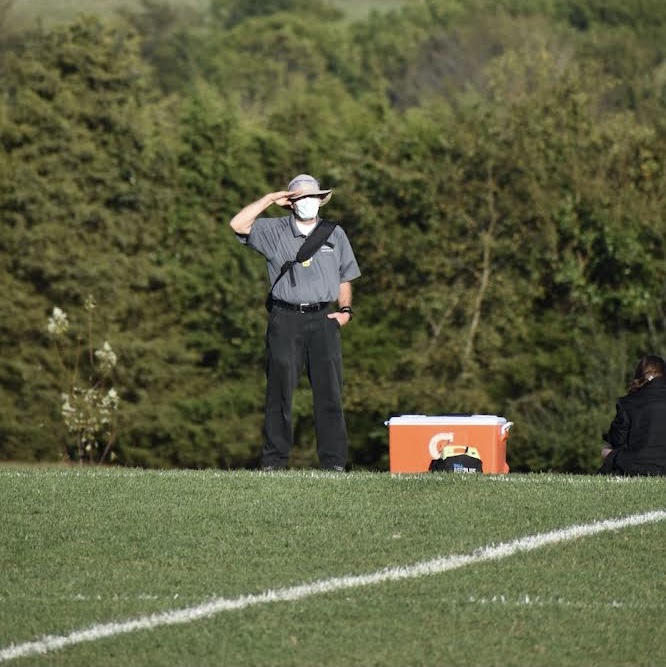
left=47, top=295, right=120, bottom=464
left=47, top=307, right=69, bottom=336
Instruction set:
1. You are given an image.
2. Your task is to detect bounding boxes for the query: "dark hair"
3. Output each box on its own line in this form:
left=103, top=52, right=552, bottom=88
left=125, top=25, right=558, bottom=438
left=629, top=355, right=665, bottom=393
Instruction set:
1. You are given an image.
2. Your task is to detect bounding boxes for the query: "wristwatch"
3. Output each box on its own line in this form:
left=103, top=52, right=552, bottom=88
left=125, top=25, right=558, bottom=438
left=339, top=306, right=353, bottom=320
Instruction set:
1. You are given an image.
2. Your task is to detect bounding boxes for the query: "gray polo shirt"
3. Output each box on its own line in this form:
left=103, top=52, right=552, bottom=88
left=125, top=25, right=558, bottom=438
left=237, top=215, right=361, bottom=303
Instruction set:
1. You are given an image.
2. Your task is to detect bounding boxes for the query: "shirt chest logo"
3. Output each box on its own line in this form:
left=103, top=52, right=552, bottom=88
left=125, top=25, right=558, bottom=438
left=300, top=245, right=334, bottom=267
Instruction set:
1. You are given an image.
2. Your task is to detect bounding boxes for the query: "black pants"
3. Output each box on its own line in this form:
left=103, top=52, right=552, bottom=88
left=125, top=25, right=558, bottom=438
left=598, top=448, right=634, bottom=475
left=262, top=306, right=348, bottom=469
left=598, top=447, right=665, bottom=476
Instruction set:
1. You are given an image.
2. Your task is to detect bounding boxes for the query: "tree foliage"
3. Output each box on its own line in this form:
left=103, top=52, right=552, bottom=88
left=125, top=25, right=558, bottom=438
left=0, top=0, right=664, bottom=471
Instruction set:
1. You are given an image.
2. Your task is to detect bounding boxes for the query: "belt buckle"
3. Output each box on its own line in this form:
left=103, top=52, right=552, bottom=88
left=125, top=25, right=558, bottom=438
left=298, top=302, right=310, bottom=313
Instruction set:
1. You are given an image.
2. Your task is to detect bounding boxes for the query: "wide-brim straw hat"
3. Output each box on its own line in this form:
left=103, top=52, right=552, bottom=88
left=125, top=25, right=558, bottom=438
left=281, top=174, right=333, bottom=208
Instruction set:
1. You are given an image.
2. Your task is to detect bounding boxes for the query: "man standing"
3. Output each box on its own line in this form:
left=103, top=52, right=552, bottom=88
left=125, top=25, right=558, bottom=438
left=230, top=174, right=361, bottom=471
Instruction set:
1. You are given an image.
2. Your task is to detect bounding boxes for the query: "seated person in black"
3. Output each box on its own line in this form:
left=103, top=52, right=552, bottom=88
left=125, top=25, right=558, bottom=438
left=599, top=355, right=666, bottom=476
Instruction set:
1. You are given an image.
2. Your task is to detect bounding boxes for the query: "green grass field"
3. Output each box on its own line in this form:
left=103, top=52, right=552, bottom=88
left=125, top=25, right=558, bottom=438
left=5, top=0, right=411, bottom=30
left=0, top=466, right=664, bottom=666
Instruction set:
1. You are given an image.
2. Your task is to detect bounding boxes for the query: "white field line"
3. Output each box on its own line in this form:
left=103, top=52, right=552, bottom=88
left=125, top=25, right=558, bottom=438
left=1, top=509, right=664, bottom=663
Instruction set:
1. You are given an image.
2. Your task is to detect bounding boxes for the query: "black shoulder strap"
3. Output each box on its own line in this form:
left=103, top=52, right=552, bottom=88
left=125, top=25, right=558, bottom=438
left=270, top=219, right=338, bottom=295
left=294, top=218, right=337, bottom=264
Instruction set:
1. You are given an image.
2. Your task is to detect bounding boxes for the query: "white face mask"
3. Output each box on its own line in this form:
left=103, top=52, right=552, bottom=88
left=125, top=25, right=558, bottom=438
left=293, top=196, right=320, bottom=220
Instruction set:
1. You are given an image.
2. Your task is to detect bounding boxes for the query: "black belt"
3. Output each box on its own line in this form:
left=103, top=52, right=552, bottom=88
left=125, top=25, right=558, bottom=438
left=271, top=299, right=329, bottom=313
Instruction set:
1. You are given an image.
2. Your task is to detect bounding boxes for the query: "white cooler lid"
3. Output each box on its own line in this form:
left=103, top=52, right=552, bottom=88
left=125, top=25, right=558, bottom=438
left=385, top=414, right=507, bottom=426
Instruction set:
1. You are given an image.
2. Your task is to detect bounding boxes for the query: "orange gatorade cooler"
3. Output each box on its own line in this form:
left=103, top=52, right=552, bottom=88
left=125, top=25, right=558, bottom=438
left=385, top=414, right=513, bottom=474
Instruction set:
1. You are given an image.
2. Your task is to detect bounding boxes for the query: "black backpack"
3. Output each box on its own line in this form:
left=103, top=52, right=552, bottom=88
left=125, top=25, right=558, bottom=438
left=429, top=446, right=483, bottom=473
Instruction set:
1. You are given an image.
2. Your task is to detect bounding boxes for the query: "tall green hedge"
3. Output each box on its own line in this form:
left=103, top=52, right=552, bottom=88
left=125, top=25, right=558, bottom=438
left=0, top=0, right=664, bottom=471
